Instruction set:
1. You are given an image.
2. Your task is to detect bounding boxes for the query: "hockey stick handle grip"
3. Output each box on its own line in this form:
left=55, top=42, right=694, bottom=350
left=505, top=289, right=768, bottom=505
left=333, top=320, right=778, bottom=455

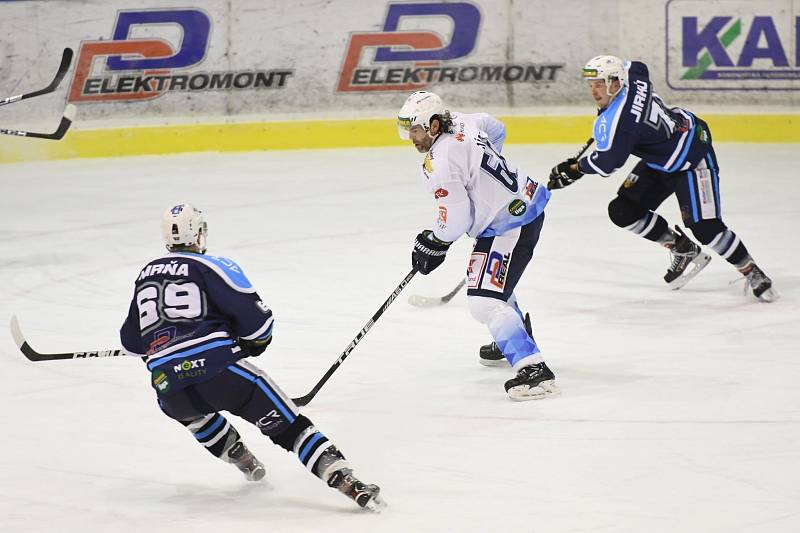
left=291, top=268, right=418, bottom=406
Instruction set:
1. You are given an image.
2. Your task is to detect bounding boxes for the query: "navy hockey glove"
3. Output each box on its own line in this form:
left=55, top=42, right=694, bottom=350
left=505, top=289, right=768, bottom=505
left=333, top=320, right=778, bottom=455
left=412, top=230, right=451, bottom=275
left=547, top=158, right=584, bottom=190
left=239, top=336, right=272, bottom=357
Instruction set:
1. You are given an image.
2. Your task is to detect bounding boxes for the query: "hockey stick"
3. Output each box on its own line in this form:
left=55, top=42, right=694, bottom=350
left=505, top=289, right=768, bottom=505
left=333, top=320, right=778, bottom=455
left=1, top=104, right=76, bottom=140
left=0, top=48, right=74, bottom=107
left=574, top=137, right=595, bottom=158
left=408, top=278, right=466, bottom=308
left=409, top=141, right=595, bottom=309
left=10, top=315, right=127, bottom=362
left=291, top=268, right=417, bottom=407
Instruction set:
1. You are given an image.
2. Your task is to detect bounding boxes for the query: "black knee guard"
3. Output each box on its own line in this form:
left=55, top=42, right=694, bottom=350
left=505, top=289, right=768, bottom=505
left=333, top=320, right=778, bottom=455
left=269, top=414, right=313, bottom=452
left=689, top=219, right=726, bottom=245
left=608, top=196, right=647, bottom=228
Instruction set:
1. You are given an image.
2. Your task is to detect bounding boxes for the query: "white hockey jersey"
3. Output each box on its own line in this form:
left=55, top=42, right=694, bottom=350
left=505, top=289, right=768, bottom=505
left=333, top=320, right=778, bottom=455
left=421, top=116, right=550, bottom=243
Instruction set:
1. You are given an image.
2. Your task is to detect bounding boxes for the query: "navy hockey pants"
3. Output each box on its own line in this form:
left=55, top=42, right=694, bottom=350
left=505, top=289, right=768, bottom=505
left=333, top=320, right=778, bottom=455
left=158, top=360, right=299, bottom=437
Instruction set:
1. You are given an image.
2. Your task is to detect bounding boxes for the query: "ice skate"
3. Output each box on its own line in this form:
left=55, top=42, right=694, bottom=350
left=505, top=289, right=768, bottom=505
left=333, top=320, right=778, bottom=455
left=227, top=441, right=266, bottom=482
left=743, top=264, right=778, bottom=302
left=479, top=313, right=533, bottom=367
left=664, top=226, right=711, bottom=290
left=504, top=362, right=559, bottom=401
left=328, top=468, right=386, bottom=512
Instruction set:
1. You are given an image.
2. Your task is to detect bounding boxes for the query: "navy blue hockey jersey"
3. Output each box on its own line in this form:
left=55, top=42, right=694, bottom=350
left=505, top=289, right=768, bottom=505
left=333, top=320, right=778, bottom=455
left=579, top=61, right=712, bottom=177
left=120, top=252, right=273, bottom=396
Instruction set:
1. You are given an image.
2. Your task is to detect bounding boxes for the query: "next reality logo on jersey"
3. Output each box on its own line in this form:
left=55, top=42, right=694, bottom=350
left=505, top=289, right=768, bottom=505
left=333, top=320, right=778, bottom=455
left=336, top=1, right=563, bottom=92
left=68, top=8, right=294, bottom=103
left=666, top=0, right=800, bottom=91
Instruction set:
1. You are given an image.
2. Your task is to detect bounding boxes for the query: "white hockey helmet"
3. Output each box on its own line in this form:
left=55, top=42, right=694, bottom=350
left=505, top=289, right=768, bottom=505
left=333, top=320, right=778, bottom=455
left=582, top=55, right=626, bottom=94
left=161, top=203, right=207, bottom=253
left=397, top=91, right=447, bottom=140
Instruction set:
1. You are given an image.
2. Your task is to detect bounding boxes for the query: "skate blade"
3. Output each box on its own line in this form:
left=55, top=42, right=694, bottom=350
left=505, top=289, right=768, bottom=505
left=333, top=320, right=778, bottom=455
left=667, top=253, right=712, bottom=290
left=754, top=287, right=779, bottom=303
left=363, top=493, right=387, bottom=513
left=507, top=380, right=560, bottom=401
left=479, top=357, right=510, bottom=367
left=248, top=466, right=266, bottom=482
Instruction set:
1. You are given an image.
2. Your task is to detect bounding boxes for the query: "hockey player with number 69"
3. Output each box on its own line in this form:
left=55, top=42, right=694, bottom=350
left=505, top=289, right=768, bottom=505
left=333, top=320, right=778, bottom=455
left=119, top=204, right=385, bottom=511
left=398, top=91, right=559, bottom=401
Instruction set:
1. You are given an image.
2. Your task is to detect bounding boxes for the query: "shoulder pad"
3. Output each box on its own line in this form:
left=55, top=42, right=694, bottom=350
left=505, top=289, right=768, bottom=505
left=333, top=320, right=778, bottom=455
left=168, top=253, right=255, bottom=293
left=593, top=85, right=628, bottom=151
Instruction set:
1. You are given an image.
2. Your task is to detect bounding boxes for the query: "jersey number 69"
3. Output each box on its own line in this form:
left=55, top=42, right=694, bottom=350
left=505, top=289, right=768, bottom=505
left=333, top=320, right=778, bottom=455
left=136, top=281, right=204, bottom=332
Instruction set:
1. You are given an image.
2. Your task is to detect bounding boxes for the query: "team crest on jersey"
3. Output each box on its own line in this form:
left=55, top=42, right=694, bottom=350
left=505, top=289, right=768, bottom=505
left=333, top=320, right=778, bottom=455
left=508, top=199, right=527, bottom=216
left=434, top=188, right=449, bottom=198
left=455, top=132, right=465, bottom=142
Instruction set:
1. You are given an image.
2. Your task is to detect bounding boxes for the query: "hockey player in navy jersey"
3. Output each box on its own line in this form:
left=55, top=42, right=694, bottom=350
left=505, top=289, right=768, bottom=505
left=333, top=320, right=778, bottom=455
left=120, top=204, right=385, bottom=511
left=548, top=56, right=776, bottom=302
left=398, top=91, right=559, bottom=401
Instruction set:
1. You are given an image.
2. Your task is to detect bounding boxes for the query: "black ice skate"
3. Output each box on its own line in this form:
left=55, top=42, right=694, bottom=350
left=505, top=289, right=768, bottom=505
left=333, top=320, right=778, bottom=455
left=479, top=313, right=533, bottom=367
left=328, top=468, right=386, bottom=512
left=743, top=264, right=778, bottom=302
left=227, top=441, right=266, bottom=482
left=664, top=226, right=712, bottom=290
left=504, top=362, right=559, bottom=401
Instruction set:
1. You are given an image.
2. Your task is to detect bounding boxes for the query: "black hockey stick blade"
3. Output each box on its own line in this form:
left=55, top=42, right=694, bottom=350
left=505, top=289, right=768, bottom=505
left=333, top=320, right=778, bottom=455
left=408, top=278, right=466, bottom=308
left=0, top=104, right=76, bottom=140
left=0, top=48, right=74, bottom=107
left=292, top=268, right=418, bottom=406
left=10, top=315, right=126, bottom=362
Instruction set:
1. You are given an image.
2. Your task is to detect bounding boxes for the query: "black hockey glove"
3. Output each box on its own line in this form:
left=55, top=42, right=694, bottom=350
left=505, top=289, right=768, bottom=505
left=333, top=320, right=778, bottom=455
left=239, top=336, right=272, bottom=357
left=412, top=230, right=452, bottom=275
left=547, top=158, right=584, bottom=190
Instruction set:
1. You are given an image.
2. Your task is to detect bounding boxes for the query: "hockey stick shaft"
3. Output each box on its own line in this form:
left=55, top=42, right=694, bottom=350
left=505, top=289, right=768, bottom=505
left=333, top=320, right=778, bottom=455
left=408, top=277, right=466, bottom=307
left=0, top=48, right=73, bottom=107
left=291, top=268, right=418, bottom=406
left=0, top=104, right=76, bottom=140
left=440, top=278, right=466, bottom=303
left=575, top=137, right=595, bottom=158
left=10, top=315, right=127, bottom=362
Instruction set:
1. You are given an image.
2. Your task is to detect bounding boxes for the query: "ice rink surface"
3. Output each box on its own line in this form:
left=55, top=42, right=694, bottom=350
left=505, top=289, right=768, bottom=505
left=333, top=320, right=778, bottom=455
left=1, top=143, right=799, bottom=533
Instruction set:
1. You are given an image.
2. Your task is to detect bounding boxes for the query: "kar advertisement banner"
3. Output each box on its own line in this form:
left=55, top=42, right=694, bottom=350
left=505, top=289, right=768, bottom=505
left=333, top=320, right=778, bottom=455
left=667, top=0, right=800, bottom=90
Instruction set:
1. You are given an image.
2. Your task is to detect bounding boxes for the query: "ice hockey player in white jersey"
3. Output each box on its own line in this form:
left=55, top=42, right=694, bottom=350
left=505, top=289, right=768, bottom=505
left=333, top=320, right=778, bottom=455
left=397, top=91, right=558, bottom=401
left=120, top=204, right=385, bottom=511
